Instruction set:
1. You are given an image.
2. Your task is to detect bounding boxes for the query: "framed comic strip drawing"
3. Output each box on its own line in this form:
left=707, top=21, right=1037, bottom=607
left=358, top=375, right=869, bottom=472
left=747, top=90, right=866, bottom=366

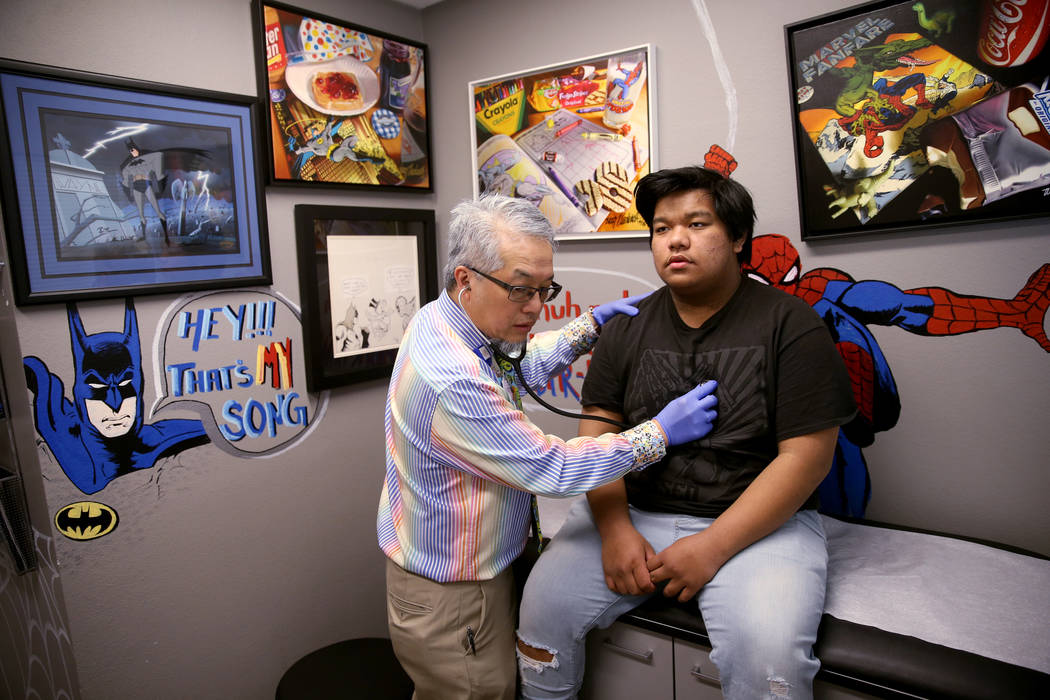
left=786, top=0, right=1050, bottom=240
left=252, top=0, right=431, bottom=190
left=0, top=59, right=271, bottom=305
left=294, top=205, right=437, bottom=391
left=469, top=45, right=656, bottom=240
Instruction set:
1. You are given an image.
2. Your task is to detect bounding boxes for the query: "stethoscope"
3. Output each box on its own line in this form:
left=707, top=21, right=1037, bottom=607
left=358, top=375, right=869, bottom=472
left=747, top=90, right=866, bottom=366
left=490, top=343, right=632, bottom=430
left=459, top=285, right=631, bottom=430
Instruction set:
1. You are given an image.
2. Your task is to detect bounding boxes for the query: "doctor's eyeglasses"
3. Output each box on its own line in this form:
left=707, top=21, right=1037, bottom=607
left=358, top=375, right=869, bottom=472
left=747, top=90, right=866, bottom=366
left=468, top=267, right=562, bottom=303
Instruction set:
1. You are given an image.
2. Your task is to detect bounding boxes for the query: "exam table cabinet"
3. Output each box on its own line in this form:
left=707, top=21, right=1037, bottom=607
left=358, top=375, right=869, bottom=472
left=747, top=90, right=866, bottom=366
left=581, top=622, right=877, bottom=700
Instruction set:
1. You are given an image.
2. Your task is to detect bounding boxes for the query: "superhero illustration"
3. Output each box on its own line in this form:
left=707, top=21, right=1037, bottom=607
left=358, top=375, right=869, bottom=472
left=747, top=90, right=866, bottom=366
left=829, top=37, right=934, bottom=118
left=23, top=300, right=209, bottom=495
left=395, top=295, right=417, bottom=333
left=742, top=234, right=1050, bottom=517
left=365, top=297, right=396, bottom=346
left=836, top=69, right=961, bottom=158
left=40, top=114, right=237, bottom=254
left=477, top=147, right=523, bottom=194
left=287, top=118, right=385, bottom=176
left=477, top=146, right=562, bottom=210
left=608, top=58, right=644, bottom=101
left=333, top=296, right=406, bottom=356
left=118, top=137, right=210, bottom=245
left=334, top=301, right=368, bottom=354
left=54, top=501, right=119, bottom=541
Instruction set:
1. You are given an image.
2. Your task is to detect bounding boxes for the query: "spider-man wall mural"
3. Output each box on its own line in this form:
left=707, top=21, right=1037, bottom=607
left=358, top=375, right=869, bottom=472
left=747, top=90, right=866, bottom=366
left=742, top=234, right=1050, bottom=517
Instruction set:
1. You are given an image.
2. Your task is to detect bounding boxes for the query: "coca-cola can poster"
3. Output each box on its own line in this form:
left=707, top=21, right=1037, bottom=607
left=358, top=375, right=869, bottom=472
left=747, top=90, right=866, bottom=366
left=785, top=0, right=1049, bottom=240
left=250, top=1, right=432, bottom=191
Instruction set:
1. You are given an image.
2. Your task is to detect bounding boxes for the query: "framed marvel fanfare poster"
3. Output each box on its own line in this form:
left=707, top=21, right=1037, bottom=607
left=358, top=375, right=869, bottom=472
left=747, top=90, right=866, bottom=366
left=251, top=0, right=432, bottom=191
left=469, top=45, right=656, bottom=241
left=785, top=0, right=1050, bottom=240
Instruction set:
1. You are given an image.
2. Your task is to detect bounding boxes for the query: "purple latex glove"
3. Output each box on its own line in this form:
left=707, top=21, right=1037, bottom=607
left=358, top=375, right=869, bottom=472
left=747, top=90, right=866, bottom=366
left=591, top=291, right=653, bottom=326
left=653, top=380, right=718, bottom=446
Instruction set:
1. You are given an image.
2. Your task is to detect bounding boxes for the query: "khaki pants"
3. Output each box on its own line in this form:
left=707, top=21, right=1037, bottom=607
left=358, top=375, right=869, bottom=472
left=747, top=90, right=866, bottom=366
left=386, top=558, right=517, bottom=700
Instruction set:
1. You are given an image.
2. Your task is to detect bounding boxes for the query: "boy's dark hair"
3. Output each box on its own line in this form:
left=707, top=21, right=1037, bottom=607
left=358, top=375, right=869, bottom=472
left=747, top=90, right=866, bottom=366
left=633, top=165, right=756, bottom=264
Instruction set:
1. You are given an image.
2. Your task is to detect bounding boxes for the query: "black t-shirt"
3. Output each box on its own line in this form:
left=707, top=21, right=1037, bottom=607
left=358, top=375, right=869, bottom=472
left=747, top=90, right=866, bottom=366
left=582, top=279, right=856, bottom=517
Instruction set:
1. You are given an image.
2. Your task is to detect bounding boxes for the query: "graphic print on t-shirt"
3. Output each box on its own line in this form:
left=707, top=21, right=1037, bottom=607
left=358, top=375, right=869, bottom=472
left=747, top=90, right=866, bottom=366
left=628, top=346, right=768, bottom=447
left=624, top=345, right=769, bottom=508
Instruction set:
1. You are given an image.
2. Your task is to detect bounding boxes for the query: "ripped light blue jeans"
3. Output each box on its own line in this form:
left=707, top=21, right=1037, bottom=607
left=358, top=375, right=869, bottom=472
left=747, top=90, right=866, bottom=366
left=517, top=501, right=828, bottom=700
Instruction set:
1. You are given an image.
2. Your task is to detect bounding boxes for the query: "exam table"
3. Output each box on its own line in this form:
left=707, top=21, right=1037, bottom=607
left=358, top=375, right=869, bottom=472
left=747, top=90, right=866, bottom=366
left=529, top=503, right=1050, bottom=699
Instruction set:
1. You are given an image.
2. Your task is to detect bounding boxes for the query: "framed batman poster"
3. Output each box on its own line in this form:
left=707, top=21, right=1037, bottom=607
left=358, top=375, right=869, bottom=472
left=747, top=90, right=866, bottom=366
left=0, top=58, right=271, bottom=305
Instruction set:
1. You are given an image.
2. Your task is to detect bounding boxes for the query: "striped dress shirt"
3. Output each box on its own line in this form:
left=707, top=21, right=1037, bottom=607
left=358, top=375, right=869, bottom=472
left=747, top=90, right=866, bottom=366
left=377, top=290, right=665, bottom=582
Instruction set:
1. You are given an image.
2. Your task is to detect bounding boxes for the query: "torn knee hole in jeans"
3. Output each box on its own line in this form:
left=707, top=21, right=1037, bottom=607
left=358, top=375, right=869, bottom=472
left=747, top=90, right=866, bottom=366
left=516, top=634, right=559, bottom=672
left=768, top=676, right=791, bottom=698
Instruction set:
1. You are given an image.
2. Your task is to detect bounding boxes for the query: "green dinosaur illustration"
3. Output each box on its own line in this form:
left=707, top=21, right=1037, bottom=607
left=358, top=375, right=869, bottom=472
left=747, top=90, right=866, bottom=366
left=912, top=2, right=955, bottom=38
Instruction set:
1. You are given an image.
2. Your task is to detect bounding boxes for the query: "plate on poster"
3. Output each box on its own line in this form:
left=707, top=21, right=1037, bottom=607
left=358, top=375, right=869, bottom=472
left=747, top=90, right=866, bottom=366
left=285, top=56, right=380, bottom=116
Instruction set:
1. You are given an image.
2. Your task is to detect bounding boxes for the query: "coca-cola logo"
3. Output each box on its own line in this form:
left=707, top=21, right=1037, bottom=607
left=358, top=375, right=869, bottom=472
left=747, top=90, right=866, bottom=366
left=978, top=0, right=1050, bottom=67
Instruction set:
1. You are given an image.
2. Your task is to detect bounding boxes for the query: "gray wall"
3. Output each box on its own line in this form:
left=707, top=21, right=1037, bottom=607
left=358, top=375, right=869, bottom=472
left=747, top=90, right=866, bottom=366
left=0, top=0, right=1046, bottom=697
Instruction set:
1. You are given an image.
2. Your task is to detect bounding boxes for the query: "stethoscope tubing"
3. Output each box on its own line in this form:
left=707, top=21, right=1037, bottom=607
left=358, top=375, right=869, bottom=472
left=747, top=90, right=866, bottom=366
left=492, top=345, right=632, bottom=430
left=458, top=284, right=631, bottom=430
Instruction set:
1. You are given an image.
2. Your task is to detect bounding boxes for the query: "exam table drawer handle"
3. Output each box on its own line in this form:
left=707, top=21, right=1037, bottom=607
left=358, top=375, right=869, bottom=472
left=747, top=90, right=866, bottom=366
left=690, top=665, right=720, bottom=685
left=601, top=638, right=654, bottom=663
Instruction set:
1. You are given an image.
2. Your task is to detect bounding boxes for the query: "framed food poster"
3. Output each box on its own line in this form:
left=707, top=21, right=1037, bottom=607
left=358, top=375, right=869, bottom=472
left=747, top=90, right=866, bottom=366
left=251, top=0, right=432, bottom=190
left=469, top=45, right=656, bottom=240
left=294, top=205, right=437, bottom=391
left=786, top=0, right=1050, bottom=240
left=0, top=58, right=271, bottom=305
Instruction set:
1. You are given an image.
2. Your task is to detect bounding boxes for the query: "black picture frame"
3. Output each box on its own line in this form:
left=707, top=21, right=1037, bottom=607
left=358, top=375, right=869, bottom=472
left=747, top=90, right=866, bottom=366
left=0, top=58, right=272, bottom=305
left=294, top=204, right=437, bottom=391
left=251, top=0, right=432, bottom=191
left=784, top=0, right=1050, bottom=240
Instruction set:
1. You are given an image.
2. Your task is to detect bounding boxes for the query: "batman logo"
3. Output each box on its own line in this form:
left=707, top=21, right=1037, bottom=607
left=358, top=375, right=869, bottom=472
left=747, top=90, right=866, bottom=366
left=55, top=501, right=118, bottom=540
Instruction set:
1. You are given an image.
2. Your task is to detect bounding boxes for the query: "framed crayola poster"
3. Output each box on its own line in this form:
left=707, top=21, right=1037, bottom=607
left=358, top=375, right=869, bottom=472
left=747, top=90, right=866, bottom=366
left=786, top=0, right=1050, bottom=240
left=469, top=45, right=657, bottom=241
left=251, top=0, right=432, bottom=191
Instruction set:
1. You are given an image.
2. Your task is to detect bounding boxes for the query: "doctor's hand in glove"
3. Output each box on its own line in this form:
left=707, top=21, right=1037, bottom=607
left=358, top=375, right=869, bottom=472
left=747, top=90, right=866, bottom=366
left=590, top=291, right=653, bottom=326
left=653, top=380, right=718, bottom=446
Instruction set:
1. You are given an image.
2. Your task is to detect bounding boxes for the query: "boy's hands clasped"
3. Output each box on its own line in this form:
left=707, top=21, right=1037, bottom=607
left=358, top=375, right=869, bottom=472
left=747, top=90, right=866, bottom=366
left=600, top=524, right=658, bottom=596
left=597, top=381, right=720, bottom=599
left=646, top=531, right=726, bottom=602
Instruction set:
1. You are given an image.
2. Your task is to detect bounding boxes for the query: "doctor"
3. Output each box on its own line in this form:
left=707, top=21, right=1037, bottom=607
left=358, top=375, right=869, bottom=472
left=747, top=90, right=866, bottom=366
left=377, top=193, right=720, bottom=699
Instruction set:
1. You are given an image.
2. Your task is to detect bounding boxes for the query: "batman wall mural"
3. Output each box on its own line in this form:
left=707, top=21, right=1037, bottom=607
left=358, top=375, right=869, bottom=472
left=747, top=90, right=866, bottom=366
left=54, top=501, right=119, bottom=540
left=23, top=298, right=209, bottom=495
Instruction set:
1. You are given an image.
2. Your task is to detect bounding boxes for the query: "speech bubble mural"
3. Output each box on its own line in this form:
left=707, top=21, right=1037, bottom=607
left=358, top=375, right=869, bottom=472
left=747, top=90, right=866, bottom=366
left=152, top=289, right=328, bottom=456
